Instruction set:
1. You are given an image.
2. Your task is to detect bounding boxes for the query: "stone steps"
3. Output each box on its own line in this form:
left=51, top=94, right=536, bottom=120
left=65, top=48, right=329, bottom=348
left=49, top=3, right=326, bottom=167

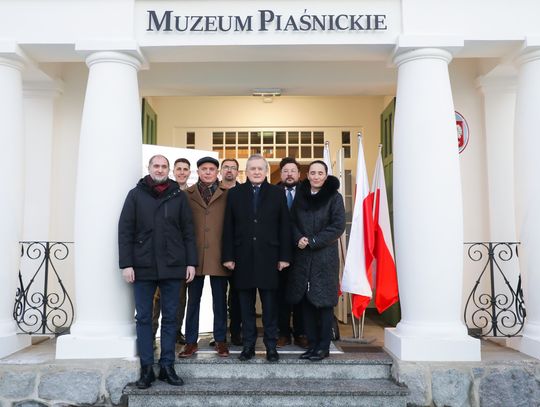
left=125, top=377, right=409, bottom=407
left=173, top=352, right=393, bottom=379
left=123, top=350, right=409, bottom=406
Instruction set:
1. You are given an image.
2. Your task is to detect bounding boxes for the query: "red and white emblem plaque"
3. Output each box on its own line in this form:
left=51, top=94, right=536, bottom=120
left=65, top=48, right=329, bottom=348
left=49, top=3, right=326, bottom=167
left=455, top=111, right=469, bottom=154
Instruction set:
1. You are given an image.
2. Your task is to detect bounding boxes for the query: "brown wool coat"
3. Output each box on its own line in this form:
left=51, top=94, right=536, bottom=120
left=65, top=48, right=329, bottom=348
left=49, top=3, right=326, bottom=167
left=185, top=184, right=231, bottom=277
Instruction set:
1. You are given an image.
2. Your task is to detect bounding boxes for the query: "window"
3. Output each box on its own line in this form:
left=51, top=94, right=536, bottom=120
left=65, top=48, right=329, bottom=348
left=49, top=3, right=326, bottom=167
left=186, top=132, right=195, bottom=149
left=211, top=129, right=325, bottom=160
left=342, top=131, right=351, bottom=158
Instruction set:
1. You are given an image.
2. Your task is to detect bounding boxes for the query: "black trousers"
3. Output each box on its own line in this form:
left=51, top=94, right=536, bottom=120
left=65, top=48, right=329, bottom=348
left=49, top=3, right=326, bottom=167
left=238, top=288, right=278, bottom=350
left=277, top=269, right=305, bottom=338
left=301, top=296, right=333, bottom=352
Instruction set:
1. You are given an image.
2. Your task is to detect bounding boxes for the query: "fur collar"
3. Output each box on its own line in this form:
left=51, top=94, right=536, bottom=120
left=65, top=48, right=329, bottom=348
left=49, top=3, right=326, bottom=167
left=295, top=175, right=340, bottom=210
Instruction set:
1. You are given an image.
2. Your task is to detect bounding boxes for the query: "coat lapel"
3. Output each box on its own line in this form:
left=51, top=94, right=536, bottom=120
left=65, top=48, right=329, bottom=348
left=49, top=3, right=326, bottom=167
left=187, top=185, right=207, bottom=209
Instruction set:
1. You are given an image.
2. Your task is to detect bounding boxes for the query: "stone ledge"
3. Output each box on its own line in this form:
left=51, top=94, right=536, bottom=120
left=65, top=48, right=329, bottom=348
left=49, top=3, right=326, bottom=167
left=391, top=358, right=540, bottom=407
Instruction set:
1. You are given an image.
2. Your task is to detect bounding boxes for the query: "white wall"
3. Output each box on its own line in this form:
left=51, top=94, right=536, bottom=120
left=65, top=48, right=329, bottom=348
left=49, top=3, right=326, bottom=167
left=150, top=95, right=387, bottom=176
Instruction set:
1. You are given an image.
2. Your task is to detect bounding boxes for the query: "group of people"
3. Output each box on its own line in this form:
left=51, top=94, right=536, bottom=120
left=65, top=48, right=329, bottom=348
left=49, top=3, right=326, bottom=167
left=118, top=153, right=345, bottom=389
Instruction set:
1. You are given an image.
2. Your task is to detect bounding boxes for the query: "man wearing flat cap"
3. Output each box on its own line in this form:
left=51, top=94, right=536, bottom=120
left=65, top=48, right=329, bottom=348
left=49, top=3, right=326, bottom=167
left=179, top=156, right=231, bottom=358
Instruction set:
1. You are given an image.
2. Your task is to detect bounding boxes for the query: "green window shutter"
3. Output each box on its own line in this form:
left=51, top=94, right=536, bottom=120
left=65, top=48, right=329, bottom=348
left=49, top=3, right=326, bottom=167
left=142, top=98, right=158, bottom=145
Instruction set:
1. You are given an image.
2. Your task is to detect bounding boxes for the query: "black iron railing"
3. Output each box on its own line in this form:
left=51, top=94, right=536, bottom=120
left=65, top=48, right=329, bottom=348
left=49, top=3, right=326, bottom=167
left=13, top=241, right=74, bottom=335
left=464, top=242, right=525, bottom=338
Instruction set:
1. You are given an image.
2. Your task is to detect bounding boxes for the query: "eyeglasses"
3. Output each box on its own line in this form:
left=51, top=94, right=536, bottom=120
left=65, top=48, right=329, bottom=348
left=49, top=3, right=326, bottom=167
left=222, top=166, right=238, bottom=171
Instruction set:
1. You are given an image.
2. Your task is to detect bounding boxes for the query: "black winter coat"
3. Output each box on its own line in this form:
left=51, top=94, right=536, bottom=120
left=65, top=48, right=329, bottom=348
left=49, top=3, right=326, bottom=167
left=222, top=180, right=292, bottom=289
left=118, top=178, right=197, bottom=280
left=286, top=176, right=346, bottom=307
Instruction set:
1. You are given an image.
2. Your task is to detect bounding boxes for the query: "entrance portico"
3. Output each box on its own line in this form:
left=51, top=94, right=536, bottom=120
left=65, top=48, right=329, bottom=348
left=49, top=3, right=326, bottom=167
left=0, top=0, right=539, bottom=364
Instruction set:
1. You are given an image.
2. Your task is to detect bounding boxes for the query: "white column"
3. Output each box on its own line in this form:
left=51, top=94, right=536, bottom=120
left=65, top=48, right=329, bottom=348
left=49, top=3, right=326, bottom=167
left=56, top=51, right=142, bottom=359
left=384, top=48, right=480, bottom=361
left=0, top=55, right=31, bottom=358
left=477, top=76, right=521, bottom=340
left=511, top=48, right=540, bottom=359
left=22, top=82, right=63, bottom=240
left=478, top=75, right=517, bottom=241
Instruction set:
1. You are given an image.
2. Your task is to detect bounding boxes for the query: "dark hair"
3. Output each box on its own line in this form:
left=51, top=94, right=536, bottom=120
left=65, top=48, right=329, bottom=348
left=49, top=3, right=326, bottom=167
left=308, top=160, right=328, bottom=174
left=174, top=158, right=191, bottom=168
left=279, top=157, right=300, bottom=171
left=221, top=158, right=239, bottom=169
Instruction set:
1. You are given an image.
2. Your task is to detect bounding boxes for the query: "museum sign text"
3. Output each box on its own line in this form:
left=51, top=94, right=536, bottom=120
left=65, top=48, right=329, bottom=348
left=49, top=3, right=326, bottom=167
left=146, top=9, right=388, bottom=33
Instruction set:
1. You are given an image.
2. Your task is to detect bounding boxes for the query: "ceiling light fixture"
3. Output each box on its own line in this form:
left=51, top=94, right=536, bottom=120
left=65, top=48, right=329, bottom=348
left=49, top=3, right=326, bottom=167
left=252, top=88, right=282, bottom=97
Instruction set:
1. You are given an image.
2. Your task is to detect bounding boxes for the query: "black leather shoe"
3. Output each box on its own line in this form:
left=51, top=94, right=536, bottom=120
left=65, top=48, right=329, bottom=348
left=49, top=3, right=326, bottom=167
left=266, top=348, right=279, bottom=362
left=299, top=348, right=315, bottom=360
left=238, top=346, right=255, bottom=361
left=136, top=365, right=156, bottom=389
left=158, top=365, right=184, bottom=386
left=309, top=349, right=330, bottom=361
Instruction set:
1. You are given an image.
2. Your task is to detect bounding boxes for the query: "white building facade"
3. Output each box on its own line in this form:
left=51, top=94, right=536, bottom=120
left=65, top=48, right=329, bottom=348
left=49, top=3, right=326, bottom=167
left=1, top=0, right=539, bottom=362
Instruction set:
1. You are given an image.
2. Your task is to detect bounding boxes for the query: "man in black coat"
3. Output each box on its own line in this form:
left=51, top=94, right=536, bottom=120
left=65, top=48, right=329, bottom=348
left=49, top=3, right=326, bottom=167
left=119, top=155, right=197, bottom=389
left=222, top=154, right=291, bottom=362
left=276, top=157, right=308, bottom=349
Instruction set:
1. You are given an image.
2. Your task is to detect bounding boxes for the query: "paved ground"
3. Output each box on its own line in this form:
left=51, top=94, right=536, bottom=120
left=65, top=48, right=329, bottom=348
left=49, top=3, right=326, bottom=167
left=1, top=313, right=536, bottom=365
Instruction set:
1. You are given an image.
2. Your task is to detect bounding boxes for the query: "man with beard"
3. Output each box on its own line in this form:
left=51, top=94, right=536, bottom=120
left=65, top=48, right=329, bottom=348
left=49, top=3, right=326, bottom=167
left=119, top=154, right=197, bottom=389
left=179, top=156, right=231, bottom=358
left=222, top=154, right=291, bottom=362
left=152, top=158, right=192, bottom=346
left=219, top=158, right=243, bottom=346
left=276, top=157, right=308, bottom=349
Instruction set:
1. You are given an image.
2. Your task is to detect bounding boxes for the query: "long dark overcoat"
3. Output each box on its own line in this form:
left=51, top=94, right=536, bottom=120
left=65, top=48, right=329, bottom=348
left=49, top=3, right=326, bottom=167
left=222, top=179, right=292, bottom=289
left=286, top=176, right=345, bottom=308
left=118, top=178, right=198, bottom=280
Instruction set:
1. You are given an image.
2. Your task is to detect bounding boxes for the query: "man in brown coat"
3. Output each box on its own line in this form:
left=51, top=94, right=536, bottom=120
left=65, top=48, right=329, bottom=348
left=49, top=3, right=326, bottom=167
left=179, top=156, right=231, bottom=358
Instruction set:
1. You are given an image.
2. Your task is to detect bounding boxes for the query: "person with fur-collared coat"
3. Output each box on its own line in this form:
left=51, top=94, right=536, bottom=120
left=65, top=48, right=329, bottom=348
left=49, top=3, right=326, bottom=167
left=286, top=160, right=345, bottom=361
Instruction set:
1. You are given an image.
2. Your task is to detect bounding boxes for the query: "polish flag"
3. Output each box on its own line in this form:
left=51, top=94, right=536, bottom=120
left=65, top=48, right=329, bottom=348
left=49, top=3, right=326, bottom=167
left=371, top=148, right=399, bottom=313
left=341, top=135, right=375, bottom=318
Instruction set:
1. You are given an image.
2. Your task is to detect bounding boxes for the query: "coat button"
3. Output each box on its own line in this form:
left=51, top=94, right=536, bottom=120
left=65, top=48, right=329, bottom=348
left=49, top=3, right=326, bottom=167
left=253, top=237, right=257, bottom=241
left=254, top=219, right=258, bottom=223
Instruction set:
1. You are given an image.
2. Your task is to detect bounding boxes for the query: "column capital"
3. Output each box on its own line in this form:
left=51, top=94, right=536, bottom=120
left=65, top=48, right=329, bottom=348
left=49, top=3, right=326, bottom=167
left=0, top=55, right=25, bottom=71
left=0, top=42, right=31, bottom=71
left=75, top=40, right=147, bottom=69
left=476, top=71, right=517, bottom=95
left=515, top=48, right=540, bottom=67
left=393, top=47, right=453, bottom=67
left=85, top=51, right=143, bottom=71
left=23, top=79, right=64, bottom=99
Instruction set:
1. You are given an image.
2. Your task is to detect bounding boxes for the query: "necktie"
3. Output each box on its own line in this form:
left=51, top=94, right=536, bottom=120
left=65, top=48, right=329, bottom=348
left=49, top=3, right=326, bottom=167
left=286, top=187, right=293, bottom=209
left=253, top=186, right=260, bottom=213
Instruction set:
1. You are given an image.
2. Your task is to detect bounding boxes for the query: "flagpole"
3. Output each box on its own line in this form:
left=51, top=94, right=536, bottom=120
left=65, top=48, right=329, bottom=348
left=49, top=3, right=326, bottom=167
left=341, top=130, right=375, bottom=345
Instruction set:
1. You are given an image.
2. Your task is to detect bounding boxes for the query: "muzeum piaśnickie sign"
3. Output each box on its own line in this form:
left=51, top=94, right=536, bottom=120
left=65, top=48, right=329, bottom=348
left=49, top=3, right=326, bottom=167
left=146, top=9, right=388, bottom=33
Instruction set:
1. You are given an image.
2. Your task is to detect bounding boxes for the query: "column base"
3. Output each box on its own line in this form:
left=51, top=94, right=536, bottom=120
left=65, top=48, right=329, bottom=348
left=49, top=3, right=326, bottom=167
left=507, top=324, right=540, bottom=360
left=384, top=327, right=481, bottom=361
left=0, top=333, right=31, bottom=358
left=56, top=334, right=137, bottom=359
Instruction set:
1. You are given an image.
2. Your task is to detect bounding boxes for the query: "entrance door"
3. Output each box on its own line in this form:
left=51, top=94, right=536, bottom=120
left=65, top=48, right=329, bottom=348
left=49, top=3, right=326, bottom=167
left=380, top=98, right=401, bottom=326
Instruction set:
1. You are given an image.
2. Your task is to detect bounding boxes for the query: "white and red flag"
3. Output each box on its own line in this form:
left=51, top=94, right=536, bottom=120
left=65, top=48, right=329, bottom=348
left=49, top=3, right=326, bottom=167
left=371, top=148, right=399, bottom=313
left=341, top=135, right=375, bottom=318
